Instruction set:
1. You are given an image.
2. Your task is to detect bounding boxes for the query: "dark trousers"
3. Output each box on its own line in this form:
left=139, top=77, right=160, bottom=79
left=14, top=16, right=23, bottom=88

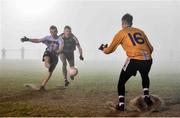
left=118, top=59, right=152, bottom=96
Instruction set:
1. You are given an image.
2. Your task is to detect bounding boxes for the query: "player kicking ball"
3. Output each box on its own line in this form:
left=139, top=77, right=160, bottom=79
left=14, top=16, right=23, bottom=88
left=59, top=26, right=84, bottom=87
left=21, top=25, right=64, bottom=90
left=99, top=14, right=154, bottom=111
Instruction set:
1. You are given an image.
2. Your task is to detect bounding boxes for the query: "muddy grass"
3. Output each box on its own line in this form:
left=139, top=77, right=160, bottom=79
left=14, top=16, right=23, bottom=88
left=0, top=60, right=180, bottom=116
left=0, top=87, right=180, bottom=117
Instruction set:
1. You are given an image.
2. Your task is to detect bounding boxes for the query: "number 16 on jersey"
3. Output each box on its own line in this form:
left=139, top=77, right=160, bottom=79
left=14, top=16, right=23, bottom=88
left=128, top=32, right=145, bottom=46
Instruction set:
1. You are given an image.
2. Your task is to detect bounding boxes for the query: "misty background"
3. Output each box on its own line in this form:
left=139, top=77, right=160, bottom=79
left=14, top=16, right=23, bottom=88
left=0, top=0, right=180, bottom=72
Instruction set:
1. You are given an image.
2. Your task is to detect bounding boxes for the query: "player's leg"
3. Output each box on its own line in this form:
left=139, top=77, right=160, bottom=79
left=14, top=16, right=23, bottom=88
left=59, top=53, right=69, bottom=86
left=66, top=52, right=75, bottom=67
left=40, top=54, right=58, bottom=90
left=117, top=59, right=137, bottom=111
left=66, top=52, right=75, bottom=80
left=40, top=71, right=53, bottom=90
left=139, top=59, right=153, bottom=106
left=43, top=56, right=50, bottom=69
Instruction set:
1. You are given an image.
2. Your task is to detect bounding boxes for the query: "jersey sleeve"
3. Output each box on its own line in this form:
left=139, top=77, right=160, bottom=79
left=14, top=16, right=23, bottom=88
left=104, top=30, right=124, bottom=54
left=41, top=36, right=49, bottom=44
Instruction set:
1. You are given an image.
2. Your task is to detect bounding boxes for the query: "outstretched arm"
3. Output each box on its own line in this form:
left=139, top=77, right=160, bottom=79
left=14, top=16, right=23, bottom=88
left=103, top=31, right=123, bottom=54
left=29, top=38, right=43, bottom=43
left=21, top=36, right=42, bottom=43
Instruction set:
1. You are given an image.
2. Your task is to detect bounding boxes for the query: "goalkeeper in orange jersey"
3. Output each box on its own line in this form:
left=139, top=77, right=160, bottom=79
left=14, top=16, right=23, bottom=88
left=99, top=13, right=154, bottom=111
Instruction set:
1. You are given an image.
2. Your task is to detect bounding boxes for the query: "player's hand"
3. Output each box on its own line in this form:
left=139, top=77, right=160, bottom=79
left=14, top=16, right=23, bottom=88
left=98, top=44, right=108, bottom=51
left=21, top=36, right=30, bottom=42
left=79, top=55, right=84, bottom=61
left=104, top=44, right=108, bottom=48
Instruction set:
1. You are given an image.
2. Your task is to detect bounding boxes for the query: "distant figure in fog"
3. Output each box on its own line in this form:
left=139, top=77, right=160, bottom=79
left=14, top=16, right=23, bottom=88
left=1, top=48, right=6, bottom=60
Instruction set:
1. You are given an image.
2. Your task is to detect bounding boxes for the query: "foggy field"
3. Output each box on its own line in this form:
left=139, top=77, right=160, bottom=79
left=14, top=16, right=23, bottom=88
left=0, top=0, right=180, bottom=116
left=0, top=60, right=180, bottom=117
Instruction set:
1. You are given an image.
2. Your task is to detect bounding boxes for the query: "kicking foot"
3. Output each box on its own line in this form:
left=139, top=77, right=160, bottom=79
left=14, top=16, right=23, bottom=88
left=65, top=80, right=70, bottom=87
left=144, top=96, right=153, bottom=106
left=39, top=86, right=46, bottom=91
left=116, top=104, right=125, bottom=111
left=44, top=63, right=50, bottom=69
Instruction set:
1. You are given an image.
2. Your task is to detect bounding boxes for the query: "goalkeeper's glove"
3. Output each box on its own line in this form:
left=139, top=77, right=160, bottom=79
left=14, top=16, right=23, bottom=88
left=21, top=36, right=30, bottom=42
left=98, top=44, right=108, bottom=51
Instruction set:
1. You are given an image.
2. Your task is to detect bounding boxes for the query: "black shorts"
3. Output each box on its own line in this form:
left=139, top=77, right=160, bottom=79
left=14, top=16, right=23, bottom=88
left=118, top=59, right=152, bottom=95
left=63, top=51, right=74, bottom=61
left=122, top=59, right=152, bottom=77
left=42, top=51, right=58, bottom=72
left=62, top=51, right=74, bottom=67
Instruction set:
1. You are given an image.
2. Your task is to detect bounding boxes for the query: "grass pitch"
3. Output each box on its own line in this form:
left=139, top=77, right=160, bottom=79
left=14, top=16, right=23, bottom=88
left=0, top=60, right=180, bottom=117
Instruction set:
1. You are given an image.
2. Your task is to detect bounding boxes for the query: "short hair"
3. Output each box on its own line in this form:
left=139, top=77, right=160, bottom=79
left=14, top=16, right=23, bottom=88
left=64, top=25, right=71, bottom=31
left=50, top=25, right=58, bottom=31
left=122, top=13, right=133, bottom=26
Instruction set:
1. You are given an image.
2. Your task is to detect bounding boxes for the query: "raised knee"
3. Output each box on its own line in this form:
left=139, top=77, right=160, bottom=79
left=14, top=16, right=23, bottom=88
left=44, top=62, right=50, bottom=68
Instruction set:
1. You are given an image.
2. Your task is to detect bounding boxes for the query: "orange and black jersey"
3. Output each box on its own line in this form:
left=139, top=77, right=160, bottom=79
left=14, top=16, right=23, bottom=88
left=104, top=27, right=153, bottom=60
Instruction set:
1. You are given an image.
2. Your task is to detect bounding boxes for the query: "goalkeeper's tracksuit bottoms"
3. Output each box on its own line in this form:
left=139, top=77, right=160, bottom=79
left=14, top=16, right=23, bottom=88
left=118, top=59, right=152, bottom=96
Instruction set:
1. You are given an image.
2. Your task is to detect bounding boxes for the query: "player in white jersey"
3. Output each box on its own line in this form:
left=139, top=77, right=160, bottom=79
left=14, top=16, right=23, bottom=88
left=21, top=25, right=64, bottom=90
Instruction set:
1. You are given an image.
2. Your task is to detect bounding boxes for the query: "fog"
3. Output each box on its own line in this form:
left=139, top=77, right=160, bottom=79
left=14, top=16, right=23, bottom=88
left=0, top=0, right=180, bottom=72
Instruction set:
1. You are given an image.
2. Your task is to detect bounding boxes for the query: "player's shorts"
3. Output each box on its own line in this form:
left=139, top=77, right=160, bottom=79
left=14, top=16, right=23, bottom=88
left=42, top=51, right=58, bottom=72
left=63, top=51, right=74, bottom=66
left=122, top=58, right=152, bottom=77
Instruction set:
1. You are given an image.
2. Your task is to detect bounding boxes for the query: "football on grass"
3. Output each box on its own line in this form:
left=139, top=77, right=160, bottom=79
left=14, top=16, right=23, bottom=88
left=68, top=67, right=78, bottom=77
